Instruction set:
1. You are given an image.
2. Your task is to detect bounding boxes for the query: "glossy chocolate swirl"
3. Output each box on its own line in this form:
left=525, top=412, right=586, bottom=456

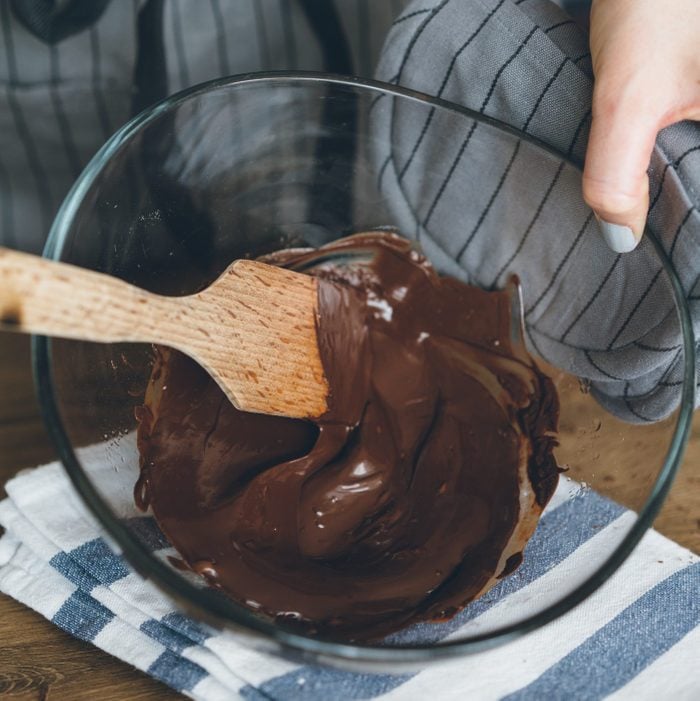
left=135, top=232, right=559, bottom=641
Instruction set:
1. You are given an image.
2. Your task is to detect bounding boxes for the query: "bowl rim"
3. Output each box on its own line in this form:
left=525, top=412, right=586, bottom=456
left=33, top=70, right=697, bottom=664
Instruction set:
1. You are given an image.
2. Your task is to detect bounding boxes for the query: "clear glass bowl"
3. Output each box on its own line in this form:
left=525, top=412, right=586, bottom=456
left=34, top=73, right=695, bottom=669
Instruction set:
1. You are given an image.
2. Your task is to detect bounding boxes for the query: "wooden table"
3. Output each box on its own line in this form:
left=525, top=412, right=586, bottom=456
left=0, top=335, right=182, bottom=700
left=1, top=332, right=698, bottom=700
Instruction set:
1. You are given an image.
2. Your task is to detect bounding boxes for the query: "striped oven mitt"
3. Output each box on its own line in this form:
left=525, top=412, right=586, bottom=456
left=374, top=0, right=700, bottom=423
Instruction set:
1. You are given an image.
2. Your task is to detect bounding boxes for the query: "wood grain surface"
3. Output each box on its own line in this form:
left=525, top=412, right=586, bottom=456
left=0, top=332, right=698, bottom=700
left=0, top=334, right=181, bottom=701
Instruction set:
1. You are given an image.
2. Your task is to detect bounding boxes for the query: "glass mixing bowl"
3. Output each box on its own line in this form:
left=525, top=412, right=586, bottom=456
left=34, top=73, right=695, bottom=669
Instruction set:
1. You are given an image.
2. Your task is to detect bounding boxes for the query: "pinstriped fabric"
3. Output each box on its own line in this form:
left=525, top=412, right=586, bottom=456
left=608, top=270, right=664, bottom=350
left=567, top=107, right=591, bottom=157
left=1, top=0, right=408, bottom=254
left=375, top=0, right=700, bottom=422
left=481, top=26, right=538, bottom=111
left=521, top=55, right=568, bottom=132
left=650, top=146, right=700, bottom=212
left=169, top=0, right=190, bottom=91
left=0, top=156, right=15, bottom=248
left=457, top=139, right=523, bottom=260
left=89, top=26, right=112, bottom=141
left=1, top=0, right=697, bottom=422
left=491, top=160, right=567, bottom=287
left=356, top=0, right=371, bottom=78
left=522, top=0, right=591, bottom=77
left=155, top=0, right=407, bottom=98
left=439, top=27, right=539, bottom=252
left=560, top=254, right=621, bottom=342
left=48, top=45, right=82, bottom=180
left=1, top=1, right=54, bottom=241
left=0, top=0, right=137, bottom=252
left=278, top=0, right=299, bottom=69
left=544, top=18, right=575, bottom=33
left=393, top=8, right=432, bottom=25
left=669, top=207, right=695, bottom=262
left=387, top=0, right=450, bottom=85
left=208, top=0, right=231, bottom=76
left=395, top=0, right=507, bottom=183
left=252, top=0, right=272, bottom=71
left=524, top=210, right=594, bottom=316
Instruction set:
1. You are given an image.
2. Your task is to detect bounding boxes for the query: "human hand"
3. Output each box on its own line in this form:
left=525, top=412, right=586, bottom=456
left=584, top=0, right=700, bottom=252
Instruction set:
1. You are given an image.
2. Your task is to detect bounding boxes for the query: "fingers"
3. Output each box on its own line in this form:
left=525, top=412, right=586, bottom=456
left=583, top=83, right=659, bottom=253
left=585, top=0, right=700, bottom=253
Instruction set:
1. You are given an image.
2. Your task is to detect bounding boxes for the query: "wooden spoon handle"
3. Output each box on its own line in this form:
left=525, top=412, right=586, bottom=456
left=0, top=247, right=175, bottom=344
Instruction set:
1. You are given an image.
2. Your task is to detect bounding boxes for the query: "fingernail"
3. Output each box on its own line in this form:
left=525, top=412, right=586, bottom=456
left=596, top=219, right=638, bottom=253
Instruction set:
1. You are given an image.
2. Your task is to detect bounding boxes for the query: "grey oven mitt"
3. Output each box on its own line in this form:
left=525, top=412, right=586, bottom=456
left=373, top=0, right=700, bottom=423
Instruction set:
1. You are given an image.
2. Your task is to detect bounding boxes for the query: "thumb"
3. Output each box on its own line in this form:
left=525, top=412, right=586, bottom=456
left=582, top=90, right=658, bottom=253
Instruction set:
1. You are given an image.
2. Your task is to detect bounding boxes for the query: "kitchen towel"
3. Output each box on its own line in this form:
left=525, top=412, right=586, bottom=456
left=0, top=445, right=698, bottom=700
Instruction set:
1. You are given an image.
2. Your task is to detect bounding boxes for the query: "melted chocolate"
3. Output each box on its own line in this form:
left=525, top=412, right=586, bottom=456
left=135, top=232, right=559, bottom=641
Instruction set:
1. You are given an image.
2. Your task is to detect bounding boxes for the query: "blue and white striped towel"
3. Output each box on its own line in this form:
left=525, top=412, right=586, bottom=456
left=0, top=447, right=698, bottom=701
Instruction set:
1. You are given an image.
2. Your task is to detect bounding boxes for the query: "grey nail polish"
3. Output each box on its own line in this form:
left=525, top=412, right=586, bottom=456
left=597, top=219, right=638, bottom=253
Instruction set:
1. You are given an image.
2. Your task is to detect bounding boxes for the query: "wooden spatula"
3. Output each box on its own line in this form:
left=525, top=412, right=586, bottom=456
left=0, top=247, right=329, bottom=419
